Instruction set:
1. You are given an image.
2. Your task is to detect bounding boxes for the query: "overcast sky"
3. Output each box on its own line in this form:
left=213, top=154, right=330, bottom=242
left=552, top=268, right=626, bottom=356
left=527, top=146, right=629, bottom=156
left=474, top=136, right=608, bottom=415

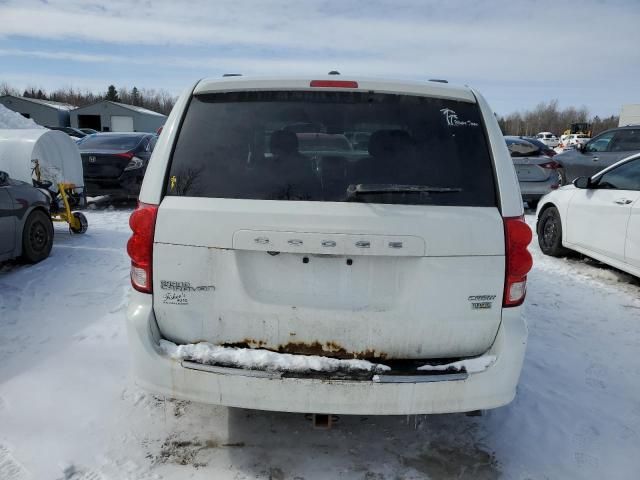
left=1, top=0, right=638, bottom=115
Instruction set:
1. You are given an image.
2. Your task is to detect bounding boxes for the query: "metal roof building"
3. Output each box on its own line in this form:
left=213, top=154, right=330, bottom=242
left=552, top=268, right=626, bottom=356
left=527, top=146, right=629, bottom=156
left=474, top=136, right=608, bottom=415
left=70, top=100, right=166, bottom=133
left=0, top=95, right=76, bottom=127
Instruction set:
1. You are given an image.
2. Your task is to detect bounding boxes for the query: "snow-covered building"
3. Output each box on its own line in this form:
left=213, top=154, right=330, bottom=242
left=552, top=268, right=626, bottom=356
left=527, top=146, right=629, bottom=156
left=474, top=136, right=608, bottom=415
left=70, top=100, right=166, bottom=133
left=0, top=95, right=76, bottom=127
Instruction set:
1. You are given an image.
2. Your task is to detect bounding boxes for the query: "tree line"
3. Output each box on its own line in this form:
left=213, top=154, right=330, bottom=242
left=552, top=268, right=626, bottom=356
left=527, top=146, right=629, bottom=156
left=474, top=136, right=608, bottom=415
left=0, top=81, right=620, bottom=134
left=0, top=82, right=176, bottom=116
left=497, top=99, right=619, bottom=137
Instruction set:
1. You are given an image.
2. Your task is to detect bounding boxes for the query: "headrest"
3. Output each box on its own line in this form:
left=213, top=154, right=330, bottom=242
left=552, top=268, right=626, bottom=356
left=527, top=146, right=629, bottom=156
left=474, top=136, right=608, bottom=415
left=368, top=130, right=414, bottom=157
left=270, top=130, right=299, bottom=155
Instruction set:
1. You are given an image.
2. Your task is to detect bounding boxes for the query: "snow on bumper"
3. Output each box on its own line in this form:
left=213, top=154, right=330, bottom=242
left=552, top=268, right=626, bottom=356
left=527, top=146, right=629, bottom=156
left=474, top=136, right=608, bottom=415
left=125, top=291, right=528, bottom=415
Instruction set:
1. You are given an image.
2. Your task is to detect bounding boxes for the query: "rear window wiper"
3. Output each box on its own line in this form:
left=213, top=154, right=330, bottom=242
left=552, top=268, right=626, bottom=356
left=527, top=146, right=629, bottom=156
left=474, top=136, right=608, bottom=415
left=346, top=184, right=463, bottom=198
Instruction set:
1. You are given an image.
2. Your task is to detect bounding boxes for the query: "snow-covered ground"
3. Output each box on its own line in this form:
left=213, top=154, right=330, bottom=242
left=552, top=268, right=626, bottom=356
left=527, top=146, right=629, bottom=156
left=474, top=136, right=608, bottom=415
left=1, top=209, right=639, bottom=479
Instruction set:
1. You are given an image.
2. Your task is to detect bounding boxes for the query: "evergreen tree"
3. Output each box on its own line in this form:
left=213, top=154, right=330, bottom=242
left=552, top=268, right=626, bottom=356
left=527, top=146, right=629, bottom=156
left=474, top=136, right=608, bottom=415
left=105, top=85, right=120, bottom=102
left=131, top=86, right=140, bottom=106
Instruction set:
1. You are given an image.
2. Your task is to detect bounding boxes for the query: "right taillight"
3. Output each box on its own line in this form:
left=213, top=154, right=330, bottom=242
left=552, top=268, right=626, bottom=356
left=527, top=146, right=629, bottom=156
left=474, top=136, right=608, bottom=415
left=503, top=216, right=533, bottom=307
left=126, top=202, right=158, bottom=293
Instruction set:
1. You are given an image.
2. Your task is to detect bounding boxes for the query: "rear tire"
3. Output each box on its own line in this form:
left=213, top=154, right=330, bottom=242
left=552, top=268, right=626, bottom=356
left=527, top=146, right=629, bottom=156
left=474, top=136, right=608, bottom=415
left=557, top=168, right=566, bottom=186
left=537, top=206, right=569, bottom=257
left=21, top=209, right=54, bottom=263
left=70, top=211, right=88, bottom=234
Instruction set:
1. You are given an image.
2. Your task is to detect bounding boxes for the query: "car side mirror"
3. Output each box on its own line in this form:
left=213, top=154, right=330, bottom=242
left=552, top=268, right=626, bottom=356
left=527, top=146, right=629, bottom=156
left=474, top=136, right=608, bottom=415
left=0, top=171, right=9, bottom=185
left=573, top=176, right=592, bottom=189
left=576, top=143, right=586, bottom=153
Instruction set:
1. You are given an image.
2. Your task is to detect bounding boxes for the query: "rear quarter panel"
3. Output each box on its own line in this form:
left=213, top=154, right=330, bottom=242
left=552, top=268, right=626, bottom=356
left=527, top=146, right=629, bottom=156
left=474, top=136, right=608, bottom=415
left=471, top=90, right=523, bottom=217
left=6, top=183, right=51, bottom=259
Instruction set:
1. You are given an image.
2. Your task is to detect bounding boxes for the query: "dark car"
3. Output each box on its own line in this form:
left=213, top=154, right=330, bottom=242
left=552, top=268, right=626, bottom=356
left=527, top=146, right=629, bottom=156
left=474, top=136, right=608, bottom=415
left=506, top=136, right=561, bottom=208
left=554, top=125, right=640, bottom=184
left=0, top=171, right=53, bottom=263
left=78, top=133, right=157, bottom=197
left=45, top=126, right=87, bottom=139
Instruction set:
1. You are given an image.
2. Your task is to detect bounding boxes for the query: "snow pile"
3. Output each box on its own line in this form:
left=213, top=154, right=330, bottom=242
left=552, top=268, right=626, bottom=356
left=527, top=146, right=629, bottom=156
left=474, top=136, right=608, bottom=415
left=160, top=340, right=391, bottom=373
left=0, top=103, right=43, bottom=129
left=418, top=355, right=496, bottom=374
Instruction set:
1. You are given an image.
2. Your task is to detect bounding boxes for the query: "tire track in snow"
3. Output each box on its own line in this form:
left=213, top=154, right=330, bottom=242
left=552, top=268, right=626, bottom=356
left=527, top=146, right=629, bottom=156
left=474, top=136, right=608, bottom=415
left=0, top=444, right=29, bottom=480
left=61, top=465, right=104, bottom=480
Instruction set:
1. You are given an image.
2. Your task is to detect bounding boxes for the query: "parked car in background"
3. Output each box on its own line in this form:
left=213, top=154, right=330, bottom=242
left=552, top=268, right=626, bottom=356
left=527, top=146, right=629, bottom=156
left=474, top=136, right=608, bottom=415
left=536, top=132, right=559, bottom=148
left=553, top=126, right=640, bottom=184
left=566, top=133, right=591, bottom=147
left=0, top=170, right=53, bottom=263
left=79, top=128, right=98, bottom=135
left=536, top=152, right=640, bottom=278
left=126, top=76, right=532, bottom=417
left=296, top=132, right=353, bottom=155
left=506, top=136, right=561, bottom=208
left=522, top=137, right=557, bottom=157
left=78, top=133, right=157, bottom=197
left=45, top=126, right=87, bottom=139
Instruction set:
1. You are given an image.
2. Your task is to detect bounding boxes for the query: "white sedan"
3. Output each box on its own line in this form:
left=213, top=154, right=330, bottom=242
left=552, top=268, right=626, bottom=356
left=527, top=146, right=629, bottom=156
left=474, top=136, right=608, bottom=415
left=536, top=152, right=640, bottom=277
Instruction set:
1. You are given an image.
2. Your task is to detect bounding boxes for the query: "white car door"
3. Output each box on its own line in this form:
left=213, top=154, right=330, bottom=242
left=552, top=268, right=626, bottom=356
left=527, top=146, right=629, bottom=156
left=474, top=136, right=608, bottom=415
left=626, top=198, right=640, bottom=270
left=566, top=158, right=640, bottom=262
left=619, top=160, right=640, bottom=269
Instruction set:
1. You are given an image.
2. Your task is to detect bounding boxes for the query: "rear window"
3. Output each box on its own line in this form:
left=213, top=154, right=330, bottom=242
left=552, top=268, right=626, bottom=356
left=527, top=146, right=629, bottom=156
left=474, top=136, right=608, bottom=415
left=166, top=91, right=497, bottom=206
left=78, top=135, right=143, bottom=151
left=506, top=138, right=542, bottom=157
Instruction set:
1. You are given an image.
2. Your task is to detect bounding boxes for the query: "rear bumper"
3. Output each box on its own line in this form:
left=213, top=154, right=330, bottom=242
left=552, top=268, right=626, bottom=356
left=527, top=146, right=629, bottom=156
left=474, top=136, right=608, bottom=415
left=519, top=178, right=559, bottom=200
left=126, top=291, right=528, bottom=415
left=85, top=169, right=143, bottom=196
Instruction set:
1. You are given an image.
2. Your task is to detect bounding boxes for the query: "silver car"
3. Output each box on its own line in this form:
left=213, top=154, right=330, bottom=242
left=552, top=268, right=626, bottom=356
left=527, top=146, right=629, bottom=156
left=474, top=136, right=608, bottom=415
left=506, top=136, right=561, bottom=208
left=554, top=126, right=640, bottom=184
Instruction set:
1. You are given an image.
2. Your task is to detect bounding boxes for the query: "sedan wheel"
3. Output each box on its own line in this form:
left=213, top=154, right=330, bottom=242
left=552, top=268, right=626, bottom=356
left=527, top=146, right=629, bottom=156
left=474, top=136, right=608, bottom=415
left=537, top=206, right=569, bottom=257
left=22, top=210, right=54, bottom=263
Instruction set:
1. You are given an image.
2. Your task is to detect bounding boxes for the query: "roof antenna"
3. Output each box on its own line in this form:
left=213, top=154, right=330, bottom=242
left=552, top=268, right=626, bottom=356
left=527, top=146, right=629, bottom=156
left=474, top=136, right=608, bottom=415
left=328, top=70, right=340, bottom=75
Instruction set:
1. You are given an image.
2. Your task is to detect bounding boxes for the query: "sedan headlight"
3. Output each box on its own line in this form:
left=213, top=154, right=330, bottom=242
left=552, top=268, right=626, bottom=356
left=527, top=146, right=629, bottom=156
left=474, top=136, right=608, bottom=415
left=124, top=156, right=144, bottom=171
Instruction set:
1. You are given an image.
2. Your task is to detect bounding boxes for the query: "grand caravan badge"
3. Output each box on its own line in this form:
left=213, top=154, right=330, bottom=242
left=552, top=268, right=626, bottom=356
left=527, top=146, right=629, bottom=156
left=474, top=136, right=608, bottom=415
left=468, top=295, right=496, bottom=310
left=440, top=108, right=479, bottom=127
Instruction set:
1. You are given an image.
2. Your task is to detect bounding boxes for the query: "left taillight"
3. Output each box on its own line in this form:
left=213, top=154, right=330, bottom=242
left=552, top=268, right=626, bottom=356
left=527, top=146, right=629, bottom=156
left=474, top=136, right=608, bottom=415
left=126, top=202, right=159, bottom=293
left=503, top=216, right=533, bottom=307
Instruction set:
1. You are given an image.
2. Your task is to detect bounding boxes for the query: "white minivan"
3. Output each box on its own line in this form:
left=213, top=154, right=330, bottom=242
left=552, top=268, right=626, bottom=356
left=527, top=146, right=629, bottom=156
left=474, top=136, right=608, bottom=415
left=126, top=76, right=532, bottom=415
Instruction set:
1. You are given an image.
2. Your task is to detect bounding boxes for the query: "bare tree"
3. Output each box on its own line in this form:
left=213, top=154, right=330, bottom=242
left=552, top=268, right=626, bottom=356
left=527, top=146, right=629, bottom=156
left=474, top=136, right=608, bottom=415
left=0, top=82, right=19, bottom=96
left=497, top=100, right=616, bottom=137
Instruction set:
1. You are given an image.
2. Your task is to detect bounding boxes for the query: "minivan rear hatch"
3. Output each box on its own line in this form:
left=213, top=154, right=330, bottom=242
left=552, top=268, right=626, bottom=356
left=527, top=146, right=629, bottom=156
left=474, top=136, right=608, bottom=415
left=153, top=87, right=505, bottom=360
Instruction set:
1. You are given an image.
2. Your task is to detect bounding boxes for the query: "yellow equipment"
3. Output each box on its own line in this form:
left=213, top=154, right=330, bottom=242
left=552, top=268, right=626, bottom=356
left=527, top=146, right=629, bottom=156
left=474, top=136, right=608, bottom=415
left=51, top=182, right=88, bottom=234
left=563, top=122, right=592, bottom=137
left=33, top=160, right=88, bottom=234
